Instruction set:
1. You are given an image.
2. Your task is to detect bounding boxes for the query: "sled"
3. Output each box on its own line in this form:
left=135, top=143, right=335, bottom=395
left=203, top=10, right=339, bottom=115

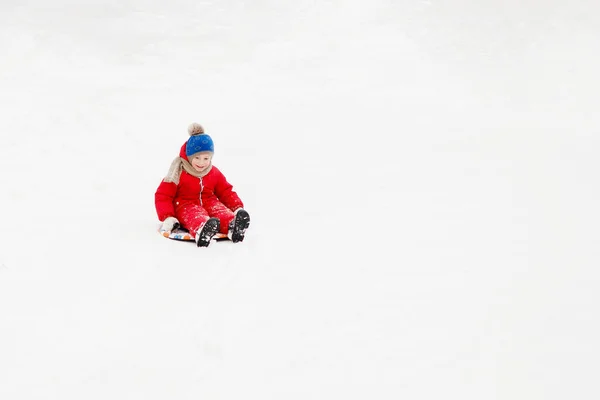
left=160, top=227, right=229, bottom=242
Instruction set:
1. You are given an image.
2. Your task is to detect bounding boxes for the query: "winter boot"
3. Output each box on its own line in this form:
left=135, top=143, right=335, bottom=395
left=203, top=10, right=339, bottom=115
left=228, top=209, right=250, bottom=243
left=195, top=218, right=220, bottom=247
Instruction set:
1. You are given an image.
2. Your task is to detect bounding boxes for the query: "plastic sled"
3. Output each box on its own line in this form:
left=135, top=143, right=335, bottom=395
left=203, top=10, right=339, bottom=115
left=160, top=227, right=229, bottom=242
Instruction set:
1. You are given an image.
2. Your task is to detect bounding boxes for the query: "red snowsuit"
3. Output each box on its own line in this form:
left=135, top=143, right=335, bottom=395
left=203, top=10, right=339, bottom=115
left=155, top=143, right=244, bottom=237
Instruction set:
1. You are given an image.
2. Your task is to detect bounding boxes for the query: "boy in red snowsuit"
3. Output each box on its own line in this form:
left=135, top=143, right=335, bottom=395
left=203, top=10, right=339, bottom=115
left=155, top=123, right=250, bottom=247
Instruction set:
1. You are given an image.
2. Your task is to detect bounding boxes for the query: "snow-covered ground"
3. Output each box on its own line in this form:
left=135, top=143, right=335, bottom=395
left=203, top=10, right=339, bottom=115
left=1, top=1, right=599, bottom=398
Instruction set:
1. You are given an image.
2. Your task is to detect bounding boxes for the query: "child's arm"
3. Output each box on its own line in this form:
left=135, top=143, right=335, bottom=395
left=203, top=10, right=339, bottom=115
left=213, top=168, right=244, bottom=212
left=155, top=180, right=178, bottom=221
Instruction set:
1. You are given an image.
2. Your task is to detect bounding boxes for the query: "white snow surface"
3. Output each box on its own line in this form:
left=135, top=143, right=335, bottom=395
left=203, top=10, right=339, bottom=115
left=1, top=1, right=599, bottom=399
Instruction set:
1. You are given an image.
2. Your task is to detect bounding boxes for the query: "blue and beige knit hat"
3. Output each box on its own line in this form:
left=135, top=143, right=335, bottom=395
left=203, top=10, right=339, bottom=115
left=185, top=122, right=214, bottom=157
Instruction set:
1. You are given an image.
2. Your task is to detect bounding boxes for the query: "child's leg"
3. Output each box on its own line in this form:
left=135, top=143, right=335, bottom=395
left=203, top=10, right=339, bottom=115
left=205, top=202, right=235, bottom=234
left=175, top=203, right=210, bottom=238
left=206, top=201, right=250, bottom=242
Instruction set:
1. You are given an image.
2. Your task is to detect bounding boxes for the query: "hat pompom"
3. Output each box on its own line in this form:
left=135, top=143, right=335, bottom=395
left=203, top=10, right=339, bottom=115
left=188, top=122, right=204, bottom=136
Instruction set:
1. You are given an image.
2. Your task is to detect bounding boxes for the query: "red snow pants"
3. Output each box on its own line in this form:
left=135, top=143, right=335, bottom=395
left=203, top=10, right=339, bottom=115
left=175, top=201, right=235, bottom=237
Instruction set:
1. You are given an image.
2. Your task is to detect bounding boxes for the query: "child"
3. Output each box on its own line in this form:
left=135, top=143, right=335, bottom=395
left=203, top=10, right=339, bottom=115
left=155, top=123, right=250, bottom=247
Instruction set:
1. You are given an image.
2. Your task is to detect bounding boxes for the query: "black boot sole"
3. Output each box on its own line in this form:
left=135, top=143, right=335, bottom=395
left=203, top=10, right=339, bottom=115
left=231, top=210, right=250, bottom=243
left=196, top=218, right=220, bottom=247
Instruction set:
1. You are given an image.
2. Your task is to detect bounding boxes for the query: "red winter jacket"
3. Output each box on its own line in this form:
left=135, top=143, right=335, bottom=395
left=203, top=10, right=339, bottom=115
left=155, top=143, right=244, bottom=222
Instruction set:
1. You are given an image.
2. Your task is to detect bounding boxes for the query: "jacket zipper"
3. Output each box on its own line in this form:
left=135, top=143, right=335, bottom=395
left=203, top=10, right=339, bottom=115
left=199, top=176, right=204, bottom=206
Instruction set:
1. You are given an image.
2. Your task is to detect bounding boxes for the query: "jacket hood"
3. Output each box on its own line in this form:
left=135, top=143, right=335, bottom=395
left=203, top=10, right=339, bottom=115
left=179, top=142, right=188, bottom=159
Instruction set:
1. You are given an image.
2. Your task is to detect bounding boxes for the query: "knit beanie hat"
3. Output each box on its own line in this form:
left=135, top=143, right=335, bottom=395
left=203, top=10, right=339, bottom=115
left=185, top=122, right=214, bottom=157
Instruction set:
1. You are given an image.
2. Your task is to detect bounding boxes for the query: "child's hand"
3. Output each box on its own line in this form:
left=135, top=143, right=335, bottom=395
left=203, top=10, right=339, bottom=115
left=160, top=216, right=180, bottom=233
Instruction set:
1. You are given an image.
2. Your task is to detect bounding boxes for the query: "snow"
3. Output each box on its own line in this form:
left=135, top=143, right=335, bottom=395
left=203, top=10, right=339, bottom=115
left=1, top=0, right=599, bottom=398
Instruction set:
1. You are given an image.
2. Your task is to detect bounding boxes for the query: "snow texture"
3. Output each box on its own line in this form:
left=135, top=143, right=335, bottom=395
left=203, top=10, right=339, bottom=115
left=1, top=1, right=599, bottom=399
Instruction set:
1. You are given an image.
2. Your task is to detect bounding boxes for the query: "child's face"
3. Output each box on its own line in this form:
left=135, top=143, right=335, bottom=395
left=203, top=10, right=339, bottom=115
left=190, top=153, right=212, bottom=172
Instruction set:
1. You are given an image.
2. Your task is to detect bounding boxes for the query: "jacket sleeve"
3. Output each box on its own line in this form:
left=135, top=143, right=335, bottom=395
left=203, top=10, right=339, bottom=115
left=213, top=168, right=244, bottom=211
left=155, top=180, right=178, bottom=221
